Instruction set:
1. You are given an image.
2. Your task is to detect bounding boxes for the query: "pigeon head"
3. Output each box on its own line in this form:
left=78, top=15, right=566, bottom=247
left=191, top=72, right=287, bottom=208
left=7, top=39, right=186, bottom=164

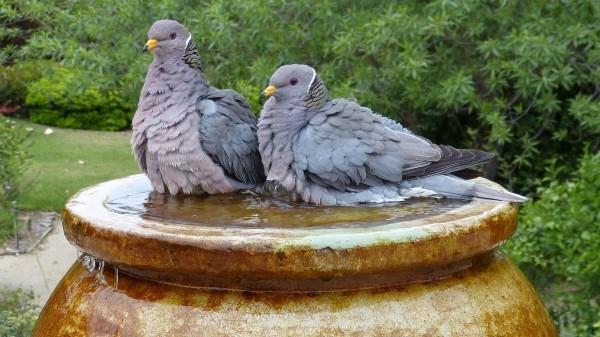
left=263, top=64, right=329, bottom=109
left=144, top=19, right=192, bottom=60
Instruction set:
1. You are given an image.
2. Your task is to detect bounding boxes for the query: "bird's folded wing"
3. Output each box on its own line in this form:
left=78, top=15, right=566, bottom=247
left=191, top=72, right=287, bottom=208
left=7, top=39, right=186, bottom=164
left=198, top=89, right=264, bottom=184
left=374, top=112, right=415, bottom=135
left=402, top=145, right=495, bottom=179
left=293, top=99, right=441, bottom=190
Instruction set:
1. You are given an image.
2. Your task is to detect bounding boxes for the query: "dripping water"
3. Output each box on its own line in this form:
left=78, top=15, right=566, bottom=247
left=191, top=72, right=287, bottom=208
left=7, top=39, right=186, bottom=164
left=81, top=253, right=107, bottom=285
left=98, top=259, right=106, bottom=284
left=82, top=253, right=96, bottom=272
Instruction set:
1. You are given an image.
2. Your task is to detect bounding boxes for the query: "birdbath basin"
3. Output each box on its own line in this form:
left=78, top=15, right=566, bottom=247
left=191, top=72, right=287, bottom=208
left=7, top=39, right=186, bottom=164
left=33, top=174, right=556, bottom=336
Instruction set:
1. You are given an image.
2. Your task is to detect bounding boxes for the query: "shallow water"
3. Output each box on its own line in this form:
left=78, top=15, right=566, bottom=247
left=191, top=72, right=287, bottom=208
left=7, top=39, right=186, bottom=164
left=103, top=177, right=470, bottom=229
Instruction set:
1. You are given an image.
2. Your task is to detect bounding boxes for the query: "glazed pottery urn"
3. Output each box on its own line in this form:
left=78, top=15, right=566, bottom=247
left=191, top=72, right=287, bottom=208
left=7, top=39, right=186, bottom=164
left=32, top=174, right=557, bottom=336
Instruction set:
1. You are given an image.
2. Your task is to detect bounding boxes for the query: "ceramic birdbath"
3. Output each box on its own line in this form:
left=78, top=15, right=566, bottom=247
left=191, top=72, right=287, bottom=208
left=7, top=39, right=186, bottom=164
left=32, top=174, right=556, bottom=336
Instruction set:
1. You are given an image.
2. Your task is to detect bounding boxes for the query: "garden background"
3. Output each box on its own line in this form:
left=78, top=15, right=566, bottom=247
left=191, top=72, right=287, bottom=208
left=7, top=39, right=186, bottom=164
left=1, top=1, right=599, bottom=336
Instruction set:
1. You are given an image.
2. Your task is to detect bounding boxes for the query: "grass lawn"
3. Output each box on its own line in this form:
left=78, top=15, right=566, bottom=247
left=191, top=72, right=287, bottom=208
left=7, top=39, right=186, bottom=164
left=12, top=119, right=139, bottom=211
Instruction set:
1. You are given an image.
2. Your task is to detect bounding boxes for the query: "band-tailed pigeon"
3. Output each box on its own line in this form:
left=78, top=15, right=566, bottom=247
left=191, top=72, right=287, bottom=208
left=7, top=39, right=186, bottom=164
left=132, top=20, right=264, bottom=195
left=258, top=64, right=526, bottom=205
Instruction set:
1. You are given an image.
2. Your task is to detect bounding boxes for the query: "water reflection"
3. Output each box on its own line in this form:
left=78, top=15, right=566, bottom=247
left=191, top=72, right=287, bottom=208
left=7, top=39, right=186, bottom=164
left=103, top=177, right=469, bottom=229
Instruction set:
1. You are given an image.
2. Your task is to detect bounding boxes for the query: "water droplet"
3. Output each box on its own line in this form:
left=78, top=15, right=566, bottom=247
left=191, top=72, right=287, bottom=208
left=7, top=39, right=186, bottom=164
left=81, top=254, right=107, bottom=283
left=97, top=260, right=106, bottom=284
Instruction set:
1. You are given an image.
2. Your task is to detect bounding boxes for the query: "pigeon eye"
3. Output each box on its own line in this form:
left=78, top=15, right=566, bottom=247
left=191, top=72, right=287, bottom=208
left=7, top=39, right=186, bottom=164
left=169, top=32, right=177, bottom=40
left=289, top=78, right=298, bottom=86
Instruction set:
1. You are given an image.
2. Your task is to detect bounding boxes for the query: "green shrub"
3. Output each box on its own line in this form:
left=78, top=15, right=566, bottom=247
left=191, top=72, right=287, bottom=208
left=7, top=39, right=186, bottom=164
left=0, top=116, right=28, bottom=241
left=0, top=60, right=52, bottom=109
left=25, top=66, right=133, bottom=130
left=1, top=0, right=61, bottom=114
left=505, top=152, right=600, bottom=336
left=0, top=288, right=39, bottom=337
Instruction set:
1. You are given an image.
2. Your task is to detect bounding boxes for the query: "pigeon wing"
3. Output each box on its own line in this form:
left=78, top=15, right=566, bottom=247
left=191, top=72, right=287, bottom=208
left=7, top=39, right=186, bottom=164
left=293, top=99, right=441, bottom=190
left=402, top=145, right=494, bottom=178
left=198, top=88, right=265, bottom=185
left=372, top=112, right=495, bottom=179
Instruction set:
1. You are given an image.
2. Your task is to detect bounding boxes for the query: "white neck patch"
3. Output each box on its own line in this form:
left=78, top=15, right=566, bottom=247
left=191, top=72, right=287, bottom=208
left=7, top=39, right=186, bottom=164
left=307, top=68, right=317, bottom=95
left=185, top=33, right=192, bottom=49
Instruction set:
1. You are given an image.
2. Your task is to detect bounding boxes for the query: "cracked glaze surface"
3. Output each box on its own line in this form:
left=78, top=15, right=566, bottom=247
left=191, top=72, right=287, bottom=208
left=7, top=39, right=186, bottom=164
left=33, top=253, right=556, bottom=337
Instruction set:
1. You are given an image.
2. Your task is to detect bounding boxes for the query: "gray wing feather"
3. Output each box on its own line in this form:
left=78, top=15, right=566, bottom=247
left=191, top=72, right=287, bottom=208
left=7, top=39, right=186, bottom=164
left=374, top=112, right=415, bottom=134
left=293, top=99, right=441, bottom=191
left=373, top=113, right=496, bottom=178
left=402, top=145, right=495, bottom=178
left=198, top=88, right=265, bottom=185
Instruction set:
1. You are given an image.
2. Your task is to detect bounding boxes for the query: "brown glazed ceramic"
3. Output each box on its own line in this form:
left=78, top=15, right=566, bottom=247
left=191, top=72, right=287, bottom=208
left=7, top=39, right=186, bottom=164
left=33, top=174, right=557, bottom=336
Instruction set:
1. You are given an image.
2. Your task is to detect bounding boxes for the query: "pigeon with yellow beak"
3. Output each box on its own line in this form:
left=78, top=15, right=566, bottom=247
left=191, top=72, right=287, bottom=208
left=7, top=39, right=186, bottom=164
left=132, top=19, right=264, bottom=195
left=258, top=64, right=526, bottom=205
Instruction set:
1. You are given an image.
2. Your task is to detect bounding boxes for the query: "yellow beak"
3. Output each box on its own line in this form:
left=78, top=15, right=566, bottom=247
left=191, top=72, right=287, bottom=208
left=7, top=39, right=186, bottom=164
left=262, top=85, right=277, bottom=97
left=143, top=39, right=158, bottom=52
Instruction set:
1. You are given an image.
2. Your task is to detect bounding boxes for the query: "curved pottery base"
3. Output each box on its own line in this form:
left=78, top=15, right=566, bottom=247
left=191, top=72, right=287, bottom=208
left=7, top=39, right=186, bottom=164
left=34, top=253, right=555, bottom=337
left=32, top=175, right=557, bottom=336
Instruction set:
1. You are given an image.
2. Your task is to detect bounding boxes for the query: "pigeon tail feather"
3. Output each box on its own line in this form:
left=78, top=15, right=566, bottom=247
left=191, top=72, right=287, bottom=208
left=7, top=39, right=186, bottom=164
left=403, top=175, right=527, bottom=203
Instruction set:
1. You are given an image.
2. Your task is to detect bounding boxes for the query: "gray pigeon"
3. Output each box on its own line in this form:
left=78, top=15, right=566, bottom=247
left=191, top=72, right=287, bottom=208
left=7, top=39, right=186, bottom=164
left=132, top=20, right=264, bottom=195
left=258, top=64, right=526, bottom=205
